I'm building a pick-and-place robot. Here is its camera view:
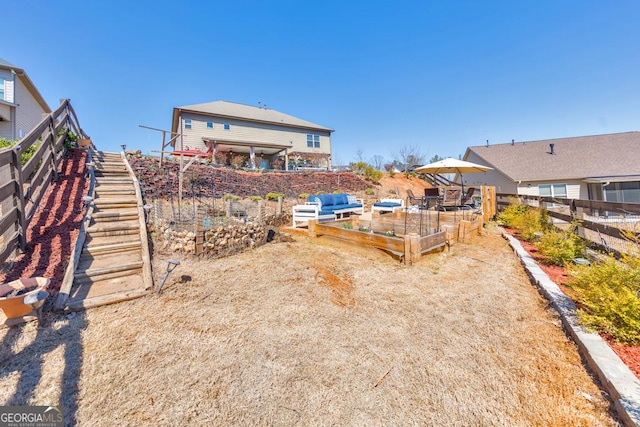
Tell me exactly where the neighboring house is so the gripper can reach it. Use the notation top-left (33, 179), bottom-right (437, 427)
top-left (170, 101), bottom-right (333, 170)
top-left (0, 58), bottom-right (51, 141)
top-left (461, 132), bottom-right (640, 203)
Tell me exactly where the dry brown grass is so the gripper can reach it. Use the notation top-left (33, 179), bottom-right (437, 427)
top-left (0, 226), bottom-right (620, 426)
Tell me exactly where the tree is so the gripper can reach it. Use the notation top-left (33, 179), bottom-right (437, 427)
top-left (370, 155), bottom-right (385, 171)
top-left (394, 145), bottom-right (426, 174)
top-left (429, 154), bottom-right (444, 163)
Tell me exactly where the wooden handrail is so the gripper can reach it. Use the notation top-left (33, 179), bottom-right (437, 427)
top-left (0, 99), bottom-right (87, 264)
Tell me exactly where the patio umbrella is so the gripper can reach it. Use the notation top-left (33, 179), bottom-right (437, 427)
top-left (414, 158), bottom-right (493, 201)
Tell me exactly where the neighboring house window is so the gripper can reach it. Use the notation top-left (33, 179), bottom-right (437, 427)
top-left (307, 134), bottom-right (320, 148)
top-left (207, 121), bottom-right (213, 128)
top-left (539, 183), bottom-right (567, 198)
top-left (604, 181), bottom-right (640, 203)
top-left (0, 78), bottom-right (4, 101)
top-left (184, 119), bottom-right (192, 129)
top-left (223, 123), bottom-right (231, 130)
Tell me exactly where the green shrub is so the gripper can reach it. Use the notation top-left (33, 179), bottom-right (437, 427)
top-left (249, 196), bottom-right (263, 202)
top-left (497, 200), bottom-right (548, 242)
top-left (342, 222), bottom-right (353, 230)
top-left (298, 193), bottom-right (309, 201)
top-left (567, 255), bottom-right (640, 345)
top-left (266, 192), bottom-right (284, 201)
top-left (364, 188), bottom-right (375, 196)
top-left (388, 169), bottom-right (396, 177)
top-left (537, 227), bottom-right (585, 266)
top-left (223, 194), bottom-right (240, 201)
top-left (0, 138), bottom-right (40, 166)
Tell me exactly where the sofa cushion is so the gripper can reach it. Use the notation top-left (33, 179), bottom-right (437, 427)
top-left (317, 194), bottom-right (335, 207)
top-left (374, 201), bottom-right (402, 208)
top-left (335, 193), bottom-right (349, 205)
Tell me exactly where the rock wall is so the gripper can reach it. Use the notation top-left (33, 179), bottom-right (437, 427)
top-left (156, 220), bottom-right (271, 259)
top-left (128, 156), bottom-right (371, 200)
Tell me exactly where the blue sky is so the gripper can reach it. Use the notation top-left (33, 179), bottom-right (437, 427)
top-left (4, 1), bottom-right (640, 166)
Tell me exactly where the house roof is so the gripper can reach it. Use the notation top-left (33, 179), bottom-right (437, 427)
top-left (174, 100), bottom-right (333, 132)
top-left (0, 57), bottom-right (51, 112)
top-left (465, 132), bottom-right (640, 182)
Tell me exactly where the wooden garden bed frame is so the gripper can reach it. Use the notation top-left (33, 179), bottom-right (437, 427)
top-left (307, 218), bottom-right (448, 265)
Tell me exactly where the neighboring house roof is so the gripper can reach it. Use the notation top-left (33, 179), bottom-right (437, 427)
top-left (174, 100), bottom-right (333, 133)
top-left (465, 132), bottom-right (640, 182)
top-left (0, 57), bottom-right (51, 112)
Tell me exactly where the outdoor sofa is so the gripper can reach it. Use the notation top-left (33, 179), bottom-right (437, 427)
top-left (292, 193), bottom-right (364, 227)
top-left (371, 198), bottom-right (405, 214)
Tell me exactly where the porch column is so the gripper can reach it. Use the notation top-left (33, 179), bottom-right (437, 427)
top-left (249, 146), bottom-right (256, 169)
top-left (284, 148), bottom-right (289, 171)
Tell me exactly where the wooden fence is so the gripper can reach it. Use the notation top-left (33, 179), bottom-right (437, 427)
top-left (496, 193), bottom-right (640, 253)
top-left (0, 99), bottom-right (88, 264)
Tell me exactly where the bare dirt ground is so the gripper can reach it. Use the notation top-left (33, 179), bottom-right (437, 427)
top-left (0, 226), bottom-right (621, 426)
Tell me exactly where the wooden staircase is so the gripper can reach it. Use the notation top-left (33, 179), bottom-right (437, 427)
top-left (56, 151), bottom-right (153, 311)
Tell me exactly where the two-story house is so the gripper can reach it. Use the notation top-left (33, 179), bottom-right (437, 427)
top-left (0, 58), bottom-right (51, 141)
top-left (170, 101), bottom-right (333, 170)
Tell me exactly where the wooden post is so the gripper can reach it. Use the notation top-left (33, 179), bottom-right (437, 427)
top-left (195, 206), bottom-right (203, 255)
top-left (277, 196), bottom-right (283, 216)
top-left (10, 148), bottom-right (26, 251)
top-left (308, 219), bottom-right (317, 238)
top-left (257, 199), bottom-right (264, 224)
top-left (227, 198), bottom-right (233, 218)
top-left (410, 233), bottom-right (420, 264)
top-left (404, 234), bottom-right (411, 265)
top-left (46, 118), bottom-right (59, 181)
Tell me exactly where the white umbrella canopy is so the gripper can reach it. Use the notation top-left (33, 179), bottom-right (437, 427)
top-left (414, 158), bottom-right (493, 203)
top-left (413, 158), bottom-right (493, 175)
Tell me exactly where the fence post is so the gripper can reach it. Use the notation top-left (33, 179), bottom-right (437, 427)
top-left (277, 196), bottom-right (283, 216)
top-left (570, 199), bottom-right (586, 238)
top-left (44, 114), bottom-right (59, 181)
top-left (257, 199), bottom-right (264, 224)
top-left (10, 148), bottom-right (27, 251)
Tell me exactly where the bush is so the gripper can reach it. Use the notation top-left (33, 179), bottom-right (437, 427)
top-left (298, 193), bottom-right (309, 201)
top-left (249, 196), bottom-right (263, 202)
top-left (0, 138), bottom-right (40, 166)
top-left (388, 169), bottom-right (396, 177)
top-left (266, 192), bottom-right (284, 201)
top-left (537, 227), bottom-right (585, 266)
top-left (364, 188), bottom-right (375, 196)
top-left (497, 200), bottom-right (548, 242)
top-left (567, 255), bottom-right (640, 345)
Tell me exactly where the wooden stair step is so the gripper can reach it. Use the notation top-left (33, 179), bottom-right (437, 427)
top-left (95, 189), bottom-right (136, 197)
top-left (92, 209), bottom-right (139, 220)
top-left (75, 261), bottom-right (143, 280)
top-left (86, 220), bottom-right (140, 233)
top-left (85, 233), bottom-right (141, 248)
top-left (94, 197), bottom-right (138, 205)
top-left (81, 241), bottom-right (142, 257)
top-left (68, 275), bottom-right (148, 311)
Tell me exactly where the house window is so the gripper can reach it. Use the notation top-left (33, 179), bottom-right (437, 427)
top-left (207, 121), bottom-right (213, 129)
top-left (0, 78), bottom-right (4, 101)
top-left (184, 119), bottom-right (192, 129)
top-left (538, 183), bottom-right (567, 199)
top-left (604, 181), bottom-right (640, 203)
top-left (307, 134), bottom-right (320, 148)
top-left (223, 123), bottom-right (231, 130)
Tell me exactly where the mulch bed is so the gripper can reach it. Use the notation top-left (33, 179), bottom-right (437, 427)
top-left (0, 149), bottom-right (88, 302)
top-left (503, 227), bottom-right (640, 380)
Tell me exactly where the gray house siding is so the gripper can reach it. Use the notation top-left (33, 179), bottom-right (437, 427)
top-left (14, 77), bottom-right (47, 140)
top-left (463, 151), bottom-right (518, 193)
